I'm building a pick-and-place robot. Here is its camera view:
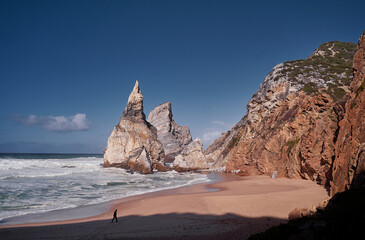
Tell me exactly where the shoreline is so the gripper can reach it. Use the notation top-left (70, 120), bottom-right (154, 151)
top-left (0, 172), bottom-right (229, 227)
top-left (0, 175), bottom-right (329, 240)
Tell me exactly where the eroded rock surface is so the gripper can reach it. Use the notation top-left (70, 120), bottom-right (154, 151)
top-left (148, 101), bottom-right (207, 171)
top-left (173, 139), bottom-right (208, 171)
top-left (331, 32), bottom-right (365, 195)
top-left (104, 81), bottom-right (165, 173)
top-left (205, 41), bottom-right (357, 189)
top-left (148, 102), bottom-right (192, 162)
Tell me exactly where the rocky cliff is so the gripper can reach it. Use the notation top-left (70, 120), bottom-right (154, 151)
top-left (248, 32), bottom-right (365, 238)
top-left (216, 31), bottom-right (365, 240)
top-left (148, 102), bottom-right (207, 171)
top-left (331, 32), bottom-right (365, 195)
top-left (205, 41), bottom-right (357, 189)
top-left (104, 81), bottom-right (165, 174)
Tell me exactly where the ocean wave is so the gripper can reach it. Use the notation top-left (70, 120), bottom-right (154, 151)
top-left (106, 181), bottom-right (129, 186)
top-left (0, 158), bottom-right (103, 172)
top-left (0, 156), bottom-right (211, 223)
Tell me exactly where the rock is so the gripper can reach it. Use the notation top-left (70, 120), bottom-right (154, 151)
top-left (288, 206), bottom-right (317, 221)
top-left (127, 147), bottom-right (152, 174)
top-left (205, 41), bottom-right (357, 189)
top-left (104, 81), bottom-right (165, 173)
top-left (331, 31), bottom-right (365, 195)
top-left (122, 80), bottom-right (146, 120)
top-left (316, 199), bottom-right (329, 211)
top-left (288, 208), bottom-right (312, 220)
top-left (204, 33), bottom-right (365, 197)
top-left (214, 32), bottom-right (365, 240)
top-left (153, 162), bottom-right (167, 172)
top-left (147, 102), bottom-right (192, 162)
top-left (173, 139), bottom-right (208, 171)
top-left (308, 205), bottom-right (317, 214)
top-left (148, 102), bottom-right (208, 171)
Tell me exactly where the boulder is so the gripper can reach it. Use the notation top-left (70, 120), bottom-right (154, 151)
top-left (173, 139), bottom-right (208, 171)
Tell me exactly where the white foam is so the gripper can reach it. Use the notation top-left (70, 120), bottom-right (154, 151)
top-left (0, 156), bottom-right (212, 222)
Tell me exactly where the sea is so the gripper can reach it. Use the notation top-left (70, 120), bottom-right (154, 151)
top-left (0, 153), bottom-right (212, 224)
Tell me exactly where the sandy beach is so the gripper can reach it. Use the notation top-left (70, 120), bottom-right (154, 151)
top-left (0, 175), bottom-right (329, 240)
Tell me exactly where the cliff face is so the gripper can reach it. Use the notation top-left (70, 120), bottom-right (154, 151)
top-left (104, 81), bottom-right (165, 174)
top-left (147, 102), bottom-right (192, 162)
top-left (148, 102), bottom-right (207, 171)
top-left (331, 32), bottom-right (365, 195)
top-left (205, 41), bottom-right (357, 188)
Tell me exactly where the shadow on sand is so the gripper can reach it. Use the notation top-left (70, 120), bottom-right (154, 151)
top-left (0, 212), bottom-right (286, 240)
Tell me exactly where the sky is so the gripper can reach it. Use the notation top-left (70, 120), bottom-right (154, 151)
top-left (0, 0), bottom-right (364, 153)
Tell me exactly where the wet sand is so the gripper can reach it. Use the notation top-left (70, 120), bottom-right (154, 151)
top-left (0, 175), bottom-right (329, 240)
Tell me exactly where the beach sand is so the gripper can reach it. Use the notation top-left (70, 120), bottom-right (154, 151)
top-left (0, 175), bottom-right (329, 240)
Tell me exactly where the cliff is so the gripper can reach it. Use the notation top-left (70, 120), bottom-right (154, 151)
top-left (248, 32), bottom-right (365, 238)
top-left (205, 41), bottom-right (357, 189)
top-left (331, 32), bottom-right (365, 195)
top-left (104, 81), bottom-right (165, 174)
top-left (233, 32), bottom-right (365, 240)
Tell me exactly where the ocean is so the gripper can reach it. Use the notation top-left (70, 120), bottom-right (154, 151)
top-left (0, 153), bottom-right (211, 223)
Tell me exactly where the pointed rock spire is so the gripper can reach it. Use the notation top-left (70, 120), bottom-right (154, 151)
top-left (122, 80), bottom-right (145, 120)
top-left (104, 81), bottom-right (165, 173)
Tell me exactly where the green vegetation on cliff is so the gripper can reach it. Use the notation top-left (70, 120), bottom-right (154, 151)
top-left (273, 41), bottom-right (356, 102)
top-left (286, 139), bottom-right (299, 153)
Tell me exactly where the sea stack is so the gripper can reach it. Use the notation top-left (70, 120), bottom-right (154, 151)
top-left (148, 102), bottom-right (207, 171)
top-left (147, 102), bottom-right (192, 162)
top-left (104, 81), bottom-right (165, 174)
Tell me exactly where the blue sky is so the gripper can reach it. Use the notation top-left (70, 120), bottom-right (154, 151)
top-left (0, 0), bottom-right (364, 153)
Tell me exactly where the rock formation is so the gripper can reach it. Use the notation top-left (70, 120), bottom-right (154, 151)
top-left (173, 139), bottom-right (207, 171)
top-left (147, 102), bottom-right (192, 162)
top-left (148, 102), bottom-right (207, 171)
top-left (331, 31), bottom-right (365, 195)
top-left (217, 32), bottom-right (365, 239)
top-left (205, 41), bottom-right (357, 189)
top-left (104, 81), bottom-right (165, 174)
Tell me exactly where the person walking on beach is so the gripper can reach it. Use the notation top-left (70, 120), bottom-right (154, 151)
top-left (111, 209), bottom-right (118, 223)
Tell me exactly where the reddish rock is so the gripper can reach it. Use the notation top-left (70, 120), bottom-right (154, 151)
top-left (205, 82), bottom-right (341, 188)
top-left (205, 40), bottom-right (357, 191)
top-left (288, 207), bottom-right (317, 220)
top-left (331, 31), bottom-right (365, 195)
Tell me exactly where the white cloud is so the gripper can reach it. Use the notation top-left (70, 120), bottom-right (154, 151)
top-left (211, 120), bottom-right (233, 128)
top-left (12, 113), bottom-right (91, 132)
top-left (202, 131), bottom-right (222, 145)
top-left (211, 120), bottom-right (226, 126)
